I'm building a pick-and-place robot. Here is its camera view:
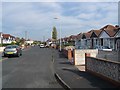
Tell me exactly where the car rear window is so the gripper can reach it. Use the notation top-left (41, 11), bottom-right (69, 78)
top-left (12, 46), bottom-right (18, 48)
top-left (6, 46), bottom-right (12, 49)
top-left (6, 45), bottom-right (18, 48)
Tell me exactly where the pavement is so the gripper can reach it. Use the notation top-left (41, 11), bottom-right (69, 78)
top-left (53, 49), bottom-right (119, 89)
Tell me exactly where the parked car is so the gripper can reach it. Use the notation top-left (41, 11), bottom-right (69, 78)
top-left (39, 44), bottom-right (45, 48)
top-left (100, 46), bottom-right (112, 51)
top-left (3, 45), bottom-right (22, 57)
top-left (94, 46), bottom-right (112, 51)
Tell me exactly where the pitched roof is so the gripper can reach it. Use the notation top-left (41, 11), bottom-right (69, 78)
top-left (100, 25), bottom-right (119, 37)
top-left (100, 25), bottom-right (119, 30)
top-left (76, 33), bottom-right (83, 39)
top-left (69, 35), bottom-right (77, 40)
top-left (90, 30), bottom-right (102, 38)
top-left (2, 34), bottom-right (11, 38)
top-left (82, 32), bottom-right (91, 39)
top-left (63, 37), bottom-right (69, 41)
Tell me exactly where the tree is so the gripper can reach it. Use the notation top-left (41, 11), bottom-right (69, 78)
top-left (52, 26), bottom-right (57, 40)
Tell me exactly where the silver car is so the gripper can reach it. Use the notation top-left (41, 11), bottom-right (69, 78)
top-left (3, 45), bottom-right (22, 57)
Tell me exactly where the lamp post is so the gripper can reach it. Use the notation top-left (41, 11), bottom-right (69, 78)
top-left (54, 17), bottom-right (61, 51)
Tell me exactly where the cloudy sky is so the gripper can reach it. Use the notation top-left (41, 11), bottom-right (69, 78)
top-left (1, 0), bottom-right (119, 41)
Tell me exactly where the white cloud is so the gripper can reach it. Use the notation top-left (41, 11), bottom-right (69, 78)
top-left (2, 2), bottom-right (118, 40)
top-left (1, 0), bottom-right (120, 2)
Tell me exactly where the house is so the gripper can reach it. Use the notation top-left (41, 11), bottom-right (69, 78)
top-left (90, 30), bottom-right (102, 48)
top-left (25, 39), bottom-right (34, 45)
top-left (75, 33), bottom-right (83, 49)
top-left (62, 37), bottom-right (69, 45)
top-left (68, 35), bottom-right (77, 46)
top-left (2, 34), bottom-right (15, 44)
top-left (81, 32), bottom-right (92, 48)
top-left (0, 32), bottom-right (3, 44)
top-left (99, 25), bottom-right (119, 50)
top-left (75, 25), bottom-right (120, 51)
top-left (115, 29), bottom-right (120, 51)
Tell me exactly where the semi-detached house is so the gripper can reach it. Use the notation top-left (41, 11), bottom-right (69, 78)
top-left (75, 25), bottom-right (120, 51)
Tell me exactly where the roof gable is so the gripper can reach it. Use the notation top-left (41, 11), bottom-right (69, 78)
top-left (76, 33), bottom-right (83, 40)
top-left (82, 33), bottom-right (91, 39)
top-left (91, 32), bottom-right (98, 38)
top-left (115, 30), bottom-right (120, 37)
top-left (99, 30), bottom-right (110, 38)
top-left (100, 25), bottom-right (119, 37)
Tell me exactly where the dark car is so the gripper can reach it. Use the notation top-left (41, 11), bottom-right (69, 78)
top-left (3, 45), bottom-right (22, 57)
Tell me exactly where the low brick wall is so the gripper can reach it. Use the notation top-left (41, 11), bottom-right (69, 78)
top-left (63, 49), bottom-right (68, 58)
top-left (73, 49), bottom-right (98, 65)
top-left (62, 49), bottom-right (73, 60)
top-left (85, 54), bottom-right (120, 86)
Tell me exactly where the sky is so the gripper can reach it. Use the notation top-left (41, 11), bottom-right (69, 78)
top-left (1, 0), bottom-right (119, 41)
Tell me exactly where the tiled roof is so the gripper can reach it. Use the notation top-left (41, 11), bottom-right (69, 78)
top-left (2, 34), bottom-right (15, 39)
top-left (2, 34), bottom-right (11, 38)
top-left (82, 32), bottom-right (91, 39)
top-left (90, 30), bottom-right (102, 37)
top-left (76, 33), bottom-right (83, 39)
top-left (100, 25), bottom-right (119, 37)
top-left (100, 25), bottom-right (118, 30)
top-left (64, 37), bottom-right (69, 41)
top-left (69, 35), bottom-right (77, 40)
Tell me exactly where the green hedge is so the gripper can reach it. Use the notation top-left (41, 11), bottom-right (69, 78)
top-left (0, 43), bottom-right (18, 47)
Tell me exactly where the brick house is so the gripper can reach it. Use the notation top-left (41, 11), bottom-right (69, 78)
top-left (2, 34), bottom-right (15, 44)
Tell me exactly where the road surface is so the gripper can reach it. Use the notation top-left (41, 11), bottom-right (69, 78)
top-left (2, 46), bottom-right (62, 88)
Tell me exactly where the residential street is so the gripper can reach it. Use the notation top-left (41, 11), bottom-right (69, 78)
top-left (2, 46), bottom-right (62, 88)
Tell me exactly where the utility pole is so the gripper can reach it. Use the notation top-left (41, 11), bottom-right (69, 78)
top-left (43, 36), bottom-right (45, 42)
top-left (24, 31), bottom-right (27, 47)
top-left (54, 17), bottom-right (62, 51)
top-left (25, 31), bottom-right (27, 40)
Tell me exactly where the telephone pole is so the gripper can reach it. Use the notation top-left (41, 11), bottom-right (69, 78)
top-left (25, 31), bottom-right (27, 40)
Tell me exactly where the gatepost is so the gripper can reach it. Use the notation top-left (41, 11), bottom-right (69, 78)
top-left (85, 53), bottom-right (90, 71)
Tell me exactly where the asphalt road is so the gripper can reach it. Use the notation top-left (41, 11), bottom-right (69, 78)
top-left (2, 46), bottom-right (62, 88)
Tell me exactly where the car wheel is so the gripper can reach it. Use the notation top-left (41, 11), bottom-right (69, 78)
top-left (17, 53), bottom-right (20, 57)
top-left (4, 54), bottom-right (7, 57)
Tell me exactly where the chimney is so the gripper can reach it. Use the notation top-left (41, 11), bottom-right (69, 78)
top-left (115, 25), bottom-right (119, 28)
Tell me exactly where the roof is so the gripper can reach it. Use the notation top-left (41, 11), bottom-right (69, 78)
top-left (90, 30), bottom-right (102, 38)
top-left (76, 33), bottom-right (83, 39)
top-left (2, 34), bottom-right (15, 39)
top-left (69, 35), bottom-right (77, 40)
top-left (82, 32), bottom-right (91, 39)
top-left (2, 34), bottom-right (11, 38)
top-left (100, 25), bottom-right (119, 37)
top-left (64, 37), bottom-right (69, 41)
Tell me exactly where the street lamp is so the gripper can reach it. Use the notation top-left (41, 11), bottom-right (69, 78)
top-left (54, 17), bottom-right (61, 51)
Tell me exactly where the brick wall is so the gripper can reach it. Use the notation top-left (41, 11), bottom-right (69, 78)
top-left (62, 49), bottom-right (73, 60)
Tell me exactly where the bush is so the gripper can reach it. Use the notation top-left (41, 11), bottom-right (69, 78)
top-left (0, 44), bottom-right (11, 47)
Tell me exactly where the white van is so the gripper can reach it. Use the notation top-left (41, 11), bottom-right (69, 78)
top-left (40, 44), bottom-right (45, 48)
